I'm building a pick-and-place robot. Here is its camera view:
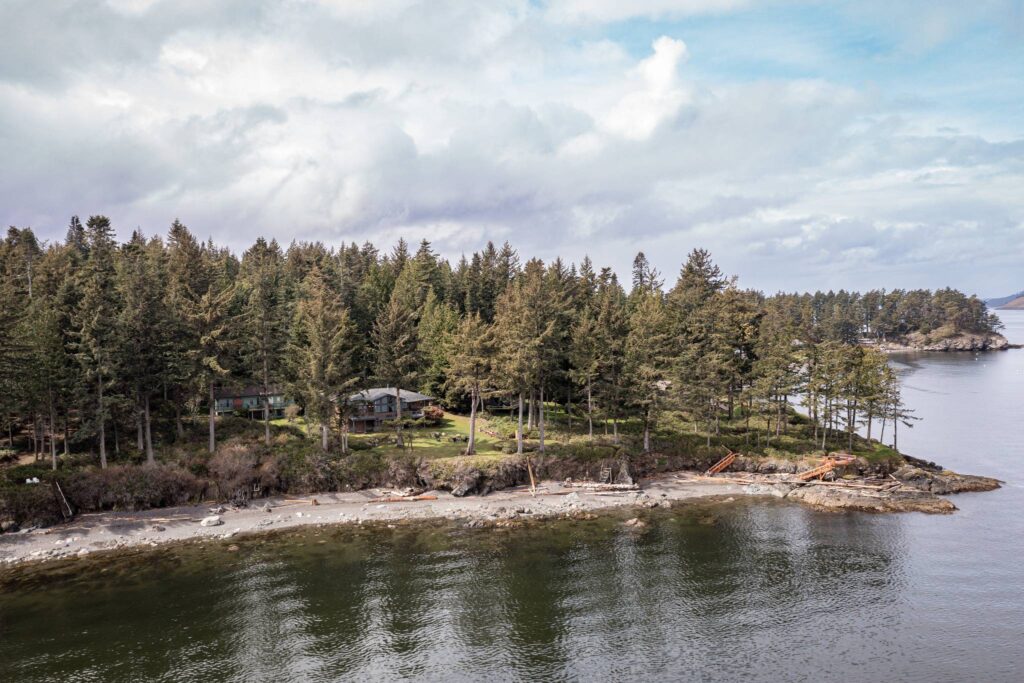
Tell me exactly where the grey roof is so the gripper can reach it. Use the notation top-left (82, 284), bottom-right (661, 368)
top-left (347, 387), bottom-right (433, 403)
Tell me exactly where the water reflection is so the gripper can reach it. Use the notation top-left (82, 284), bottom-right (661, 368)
top-left (1, 506), bottom-right (915, 683)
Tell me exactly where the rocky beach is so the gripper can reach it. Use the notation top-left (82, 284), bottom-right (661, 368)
top-left (0, 462), bottom-right (999, 571)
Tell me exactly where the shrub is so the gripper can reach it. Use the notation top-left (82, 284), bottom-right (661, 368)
top-left (209, 444), bottom-right (261, 504)
top-left (61, 465), bottom-right (205, 513)
top-left (0, 482), bottom-right (63, 528)
top-left (422, 405), bottom-right (444, 425)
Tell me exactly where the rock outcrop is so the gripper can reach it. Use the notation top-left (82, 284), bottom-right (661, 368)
top-left (876, 332), bottom-right (1010, 352)
top-left (892, 466), bottom-right (1001, 494)
top-left (787, 485), bottom-right (957, 514)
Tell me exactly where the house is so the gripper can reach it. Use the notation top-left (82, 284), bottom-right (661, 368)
top-left (344, 387), bottom-right (433, 433)
top-left (214, 386), bottom-right (294, 419)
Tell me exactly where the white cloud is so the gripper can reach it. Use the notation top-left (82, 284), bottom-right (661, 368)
top-left (603, 36), bottom-right (690, 140)
top-left (0, 0), bottom-right (1022, 296)
top-left (546, 0), bottom-right (753, 24)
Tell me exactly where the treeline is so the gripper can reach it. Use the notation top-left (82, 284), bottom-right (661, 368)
top-left (1, 218), bottom-right (989, 466)
top-left (769, 289), bottom-right (1001, 344)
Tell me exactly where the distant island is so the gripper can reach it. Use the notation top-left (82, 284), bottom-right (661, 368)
top-left (987, 290), bottom-right (1024, 310)
top-left (998, 295), bottom-right (1024, 310)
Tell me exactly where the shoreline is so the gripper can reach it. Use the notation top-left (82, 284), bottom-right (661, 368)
top-left (0, 469), bottom-right (997, 571)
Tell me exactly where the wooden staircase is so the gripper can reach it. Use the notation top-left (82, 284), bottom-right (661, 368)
top-left (705, 452), bottom-right (737, 476)
top-left (796, 455), bottom-right (856, 481)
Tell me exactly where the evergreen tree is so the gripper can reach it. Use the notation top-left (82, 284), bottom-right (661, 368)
top-left (115, 231), bottom-right (169, 464)
top-left (290, 266), bottom-right (357, 452)
top-left (372, 291), bottom-right (419, 447)
top-left (448, 313), bottom-right (494, 455)
top-left (73, 216), bottom-right (119, 467)
top-left (240, 238), bottom-right (288, 445)
top-left (624, 290), bottom-right (671, 452)
top-left (184, 280), bottom-right (236, 454)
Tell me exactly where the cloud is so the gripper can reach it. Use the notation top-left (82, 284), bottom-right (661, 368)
top-left (603, 36), bottom-right (690, 140)
top-left (0, 0), bottom-right (1022, 296)
top-left (545, 0), bottom-right (754, 24)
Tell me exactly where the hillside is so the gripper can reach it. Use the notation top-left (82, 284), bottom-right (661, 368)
top-left (998, 295), bottom-right (1024, 310)
top-left (987, 291), bottom-right (1024, 308)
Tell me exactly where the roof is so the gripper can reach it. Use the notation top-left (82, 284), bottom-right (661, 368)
top-left (214, 385), bottom-right (286, 400)
top-left (347, 387), bottom-right (433, 403)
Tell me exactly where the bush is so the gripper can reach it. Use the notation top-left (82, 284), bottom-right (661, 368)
top-left (0, 482), bottom-right (63, 528)
top-left (61, 465), bottom-right (205, 514)
top-left (422, 405), bottom-right (444, 425)
top-left (209, 443), bottom-right (261, 504)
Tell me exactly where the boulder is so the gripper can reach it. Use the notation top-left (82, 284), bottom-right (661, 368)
top-left (614, 462), bottom-right (634, 486)
top-left (200, 515), bottom-right (223, 527)
top-left (451, 469), bottom-right (483, 497)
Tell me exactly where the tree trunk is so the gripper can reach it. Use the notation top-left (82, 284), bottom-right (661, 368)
top-left (527, 390), bottom-right (534, 430)
top-left (321, 422), bottom-right (329, 451)
top-left (516, 392), bottom-right (524, 455)
top-left (263, 356), bottom-right (271, 446)
top-left (566, 386), bottom-right (572, 436)
top-left (395, 387), bottom-right (404, 447)
top-left (63, 416), bottom-right (69, 456)
top-left (848, 400), bottom-right (857, 452)
top-left (175, 401), bottom-right (185, 439)
top-left (612, 415), bottom-right (619, 444)
top-left (98, 375), bottom-right (107, 469)
top-left (48, 388), bottom-right (57, 471)
top-left (587, 380), bottom-right (593, 439)
top-left (538, 386), bottom-right (545, 454)
top-left (643, 417), bottom-right (650, 453)
top-left (783, 395), bottom-right (789, 435)
top-left (144, 393), bottom-right (155, 465)
top-left (466, 384), bottom-right (477, 455)
top-left (208, 381), bottom-right (216, 454)
top-left (136, 391), bottom-right (144, 452)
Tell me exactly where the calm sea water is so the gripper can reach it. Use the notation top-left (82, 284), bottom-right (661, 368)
top-left (1, 313), bottom-right (1022, 683)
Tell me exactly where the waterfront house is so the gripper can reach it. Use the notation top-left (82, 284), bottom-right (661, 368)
top-left (345, 387), bottom-right (433, 433)
top-left (214, 386), bottom-right (294, 419)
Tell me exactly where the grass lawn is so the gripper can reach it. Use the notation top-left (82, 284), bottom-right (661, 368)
top-left (345, 412), bottom-right (506, 460)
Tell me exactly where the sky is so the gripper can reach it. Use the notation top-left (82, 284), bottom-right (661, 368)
top-left (2, 0), bottom-right (1023, 296)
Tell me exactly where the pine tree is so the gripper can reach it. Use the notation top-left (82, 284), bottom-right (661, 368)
top-left (372, 292), bottom-right (419, 447)
top-left (115, 231), bottom-right (169, 464)
top-left (569, 306), bottom-right (601, 439)
top-left (73, 216), bottom-right (119, 467)
top-left (448, 313), bottom-right (494, 454)
top-left (290, 266), bottom-right (357, 452)
top-left (417, 289), bottom-right (459, 403)
top-left (184, 281), bottom-right (236, 454)
top-left (240, 238), bottom-right (288, 445)
top-left (624, 290), bottom-right (671, 452)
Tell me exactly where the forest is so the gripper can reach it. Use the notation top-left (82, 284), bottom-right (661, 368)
top-left (0, 217), bottom-right (1002, 515)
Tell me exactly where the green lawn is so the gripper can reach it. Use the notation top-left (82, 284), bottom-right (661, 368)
top-left (348, 412), bottom-right (505, 459)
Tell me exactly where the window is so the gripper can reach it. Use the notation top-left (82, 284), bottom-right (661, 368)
top-left (216, 399), bottom-right (233, 410)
